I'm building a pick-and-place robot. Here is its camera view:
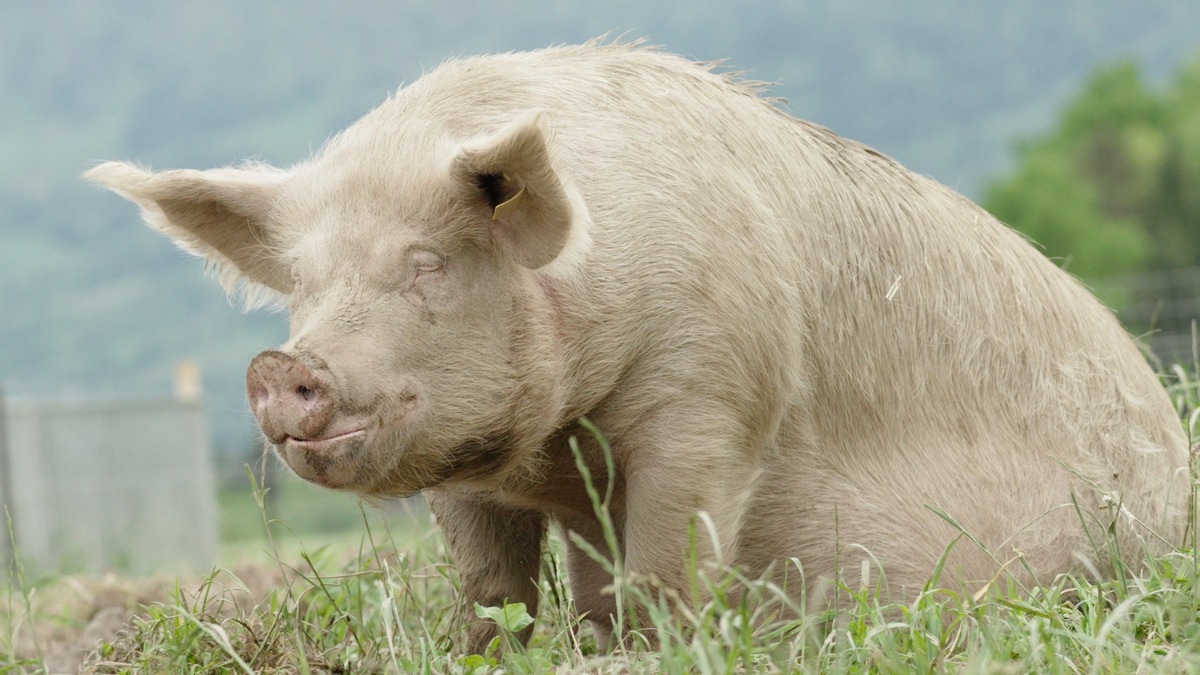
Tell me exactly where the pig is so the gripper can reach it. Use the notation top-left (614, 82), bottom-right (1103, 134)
top-left (86, 42), bottom-right (1191, 652)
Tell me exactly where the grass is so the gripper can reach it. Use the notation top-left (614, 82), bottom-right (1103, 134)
top-left (4, 375), bottom-right (1200, 672)
top-left (14, 510), bottom-right (1199, 673)
top-left (215, 469), bottom-right (426, 563)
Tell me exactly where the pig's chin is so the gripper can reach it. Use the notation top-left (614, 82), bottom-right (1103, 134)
top-left (276, 429), bottom-right (370, 490)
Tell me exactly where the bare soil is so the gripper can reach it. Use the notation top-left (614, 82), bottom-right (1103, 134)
top-left (7, 563), bottom-right (287, 674)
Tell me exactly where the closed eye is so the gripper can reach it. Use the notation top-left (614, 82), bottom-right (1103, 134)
top-left (415, 258), bottom-right (445, 276)
top-left (410, 247), bottom-right (447, 281)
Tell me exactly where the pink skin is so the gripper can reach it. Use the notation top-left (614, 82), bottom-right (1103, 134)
top-left (246, 350), bottom-right (374, 489)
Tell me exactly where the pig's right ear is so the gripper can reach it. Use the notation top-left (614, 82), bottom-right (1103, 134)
top-left (84, 162), bottom-right (292, 296)
top-left (451, 111), bottom-right (586, 269)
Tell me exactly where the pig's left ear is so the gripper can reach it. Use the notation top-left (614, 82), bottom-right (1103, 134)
top-left (451, 111), bottom-right (581, 269)
top-left (84, 162), bottom-right (292, 297)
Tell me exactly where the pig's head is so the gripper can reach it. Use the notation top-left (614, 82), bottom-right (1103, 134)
top-left (86, 111), bottom-right (587, 496)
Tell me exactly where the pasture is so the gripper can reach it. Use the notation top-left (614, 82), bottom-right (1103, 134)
top-left (4, 367), bottom-right (1200, 673)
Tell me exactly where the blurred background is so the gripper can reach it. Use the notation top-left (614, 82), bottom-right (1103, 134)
top-left (3, 0), bottom-right (1200, 572)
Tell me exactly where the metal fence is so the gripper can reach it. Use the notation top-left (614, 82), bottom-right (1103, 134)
top-left (0, 394), bottom-right (217, 575)
top-left (1097, 266), bottom-right (1200, 365)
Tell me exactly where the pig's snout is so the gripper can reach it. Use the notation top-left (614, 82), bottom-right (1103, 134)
top-left (247, 350), bottom-right (335, 443)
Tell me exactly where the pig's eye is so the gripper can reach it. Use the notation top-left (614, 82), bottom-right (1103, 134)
top-left (411, 248), bottom-right (446, 276)
top-left (415, 259), bottom-right (444, 274)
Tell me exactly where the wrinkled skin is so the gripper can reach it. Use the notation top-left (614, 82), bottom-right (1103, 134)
top-left (87, 43), bottom-right (1191, 654)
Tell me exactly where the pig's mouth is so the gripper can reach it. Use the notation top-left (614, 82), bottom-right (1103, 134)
top-left (277, 425), bottom-right (371, 490)
top-left (286, 427), bottom-right (367, 450)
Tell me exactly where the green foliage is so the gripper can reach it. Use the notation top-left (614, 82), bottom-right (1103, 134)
top-left (985, 142), bottom-right (1149, 278)
top-left (473, 602), bottom-right (535, 635)
top-left (985, 56), bottom-right (1200, 280)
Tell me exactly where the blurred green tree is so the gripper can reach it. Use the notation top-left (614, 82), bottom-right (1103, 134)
top-left (985, 57), bottom-right (1200, 281)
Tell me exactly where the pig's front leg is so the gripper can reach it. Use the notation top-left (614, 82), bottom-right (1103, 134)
top-left (617, 427), bottom-right (761, 637)
top-left (425, 491), bottom-right (547, 655)
top-left (565, 415), bottom-right (762, 644)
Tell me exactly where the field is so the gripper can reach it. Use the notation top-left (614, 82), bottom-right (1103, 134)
top-left (5, 373), bottom-right (1200, 673)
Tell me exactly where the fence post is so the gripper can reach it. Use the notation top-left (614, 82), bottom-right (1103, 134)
top-left (0, 383), bottom-right (14, 565)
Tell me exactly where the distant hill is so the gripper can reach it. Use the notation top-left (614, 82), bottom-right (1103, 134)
top-left (3, 0), bottom-right (1200, 451)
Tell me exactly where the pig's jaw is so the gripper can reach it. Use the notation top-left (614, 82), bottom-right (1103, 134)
top-left (277, 428), bottom-right (370, 489)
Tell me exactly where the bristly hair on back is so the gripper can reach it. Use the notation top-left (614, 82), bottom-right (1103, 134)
top-left (582, 35), bottom-right (786, 109)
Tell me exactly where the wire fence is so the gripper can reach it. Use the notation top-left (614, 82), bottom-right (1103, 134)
top-left (1097, 266), bottom-right (1200, 366)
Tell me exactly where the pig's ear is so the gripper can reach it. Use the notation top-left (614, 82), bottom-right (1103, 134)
top-left (84, 162), bottom-right (293, 296)
top-left (451, 111), bottom-right (581, 269)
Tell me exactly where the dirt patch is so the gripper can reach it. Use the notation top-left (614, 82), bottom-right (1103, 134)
top-left (6, 563), bottom-right (289, 674)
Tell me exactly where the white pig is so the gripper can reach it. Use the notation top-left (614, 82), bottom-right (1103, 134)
top-left (86, 42), bottom-right (1191, 652)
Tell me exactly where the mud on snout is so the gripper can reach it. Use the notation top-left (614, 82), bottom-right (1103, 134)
top-left (245, 349), bottom-right (379, 490)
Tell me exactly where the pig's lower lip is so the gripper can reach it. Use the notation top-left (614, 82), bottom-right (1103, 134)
top-left (280, 429), bottom-right (368, 489)
top-left (286, 428), bottom-right (367, 450)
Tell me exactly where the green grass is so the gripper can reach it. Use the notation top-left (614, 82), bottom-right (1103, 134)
top-left (5, 375), bottom-right (1200, 672)
top-left (215, 470), bottom-right (428, 563)
top-left (18, 509), bottom-right (1199, 673)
